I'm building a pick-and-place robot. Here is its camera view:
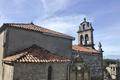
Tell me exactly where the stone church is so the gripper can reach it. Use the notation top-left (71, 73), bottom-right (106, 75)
top-left (0, 18), bottom-right (103, 80)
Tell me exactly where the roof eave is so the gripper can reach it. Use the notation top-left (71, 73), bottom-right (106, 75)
top-left (72, 49), bottom-right (100, 55)
top-left (0, 23), bottom-right (75, 40)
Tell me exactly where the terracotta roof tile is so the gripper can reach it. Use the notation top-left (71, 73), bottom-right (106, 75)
top-left (72, 45), bottom-right (100, 54)
top-left (2, 23), bottom-right (74, 40)
top-left (3, 45), bottom-right (70, 63)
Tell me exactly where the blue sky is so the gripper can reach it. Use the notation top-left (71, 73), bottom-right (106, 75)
top-left (0, 0), bottom-right (120, 59)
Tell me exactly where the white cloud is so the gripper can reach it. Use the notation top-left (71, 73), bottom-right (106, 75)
top-left (40, 0), bottom-right (70, 17)
top-left (35, 14), bottom-right (86, 44)
top-left (35, 14), bottom-right (86, 34)
top-left (94, 21), bottom-right (120, 58)
top-left (0, 12), bottom-right (13, 26)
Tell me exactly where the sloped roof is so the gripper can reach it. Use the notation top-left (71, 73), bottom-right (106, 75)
top-left (1, 23), bottom-right (74, 40)
top-left (72, 45), bottom-right (100, 54)
top-left (3, 45), bottom-right (70, 63)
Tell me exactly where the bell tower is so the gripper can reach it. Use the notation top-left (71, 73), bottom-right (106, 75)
top-left (77, 18), bottom-right (94, 48)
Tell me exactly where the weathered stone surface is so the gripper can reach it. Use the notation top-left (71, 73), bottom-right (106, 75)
top-left (13, 63), bottom-right (68, 80)
top-left (6, 28), bottom-right (72, 58)
top-left (73, 52), bottom-right (103, 80)
top-left (0, 30), bottom-right (7, 80)
top-left (3, 64), bottom-right (14, 80)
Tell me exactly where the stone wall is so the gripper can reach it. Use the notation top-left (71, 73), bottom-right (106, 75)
top-left (74, 52), bottom-right (103, 80)
top-left (13, 63), bottom-right (68, 80)
top-left (0, 30), bottom-right (6, 80)
top-left (5, 27), bottom-right (72, 58)
top-left (3, 64), bottom-right (14, 80)
top-left (69, 62), bottom-right (91, 80)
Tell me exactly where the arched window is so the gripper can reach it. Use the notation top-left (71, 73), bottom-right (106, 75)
top-left (83, 24), bottom-right (85, 30)
top-left (80, 35), bottom-right (84, 45)
top-left (48, 66), bottom-right (52, 80)
top-left (75, 67), bottom-right (78, 80)
top-left (85, 34), bottom-right (89, 45)
top-left (87, 22), bottom-right (89, 27)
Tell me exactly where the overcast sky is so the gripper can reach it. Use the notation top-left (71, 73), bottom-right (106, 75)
top-left (0, 0), bottom-right (120, 59)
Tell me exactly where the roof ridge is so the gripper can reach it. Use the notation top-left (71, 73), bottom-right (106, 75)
top-left (4, 23), bottom-right (32, 25)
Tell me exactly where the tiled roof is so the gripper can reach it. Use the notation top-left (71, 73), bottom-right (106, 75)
top-left (72, 45), bottom-right (100, 54)
top-left (3, 45), bottom-right (70, 63)
top-left (1, 23), bottom-right (74, 40)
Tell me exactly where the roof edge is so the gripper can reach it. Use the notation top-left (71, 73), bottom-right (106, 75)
top-left (3, 45), bottom-right (71, 63)
top-left (0, 23), bottom-right (75, 40)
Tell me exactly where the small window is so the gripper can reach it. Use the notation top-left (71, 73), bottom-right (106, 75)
top-left (3, 30), bottom-right (7, 47)
top-left (113, 67), bottom-right (115, 71)
top-left (87, 22), bottom-right (89, 27)
top-left (85, 34), bottom-right (89, 45)
top-left (83, 24), bottom-right (85, 30)
top-left (48, 66), bottom-right (52, 80)
top-left (80, 35), bottom-right (84, 45)
top-left (111, 67), bottom-right (112, 70)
